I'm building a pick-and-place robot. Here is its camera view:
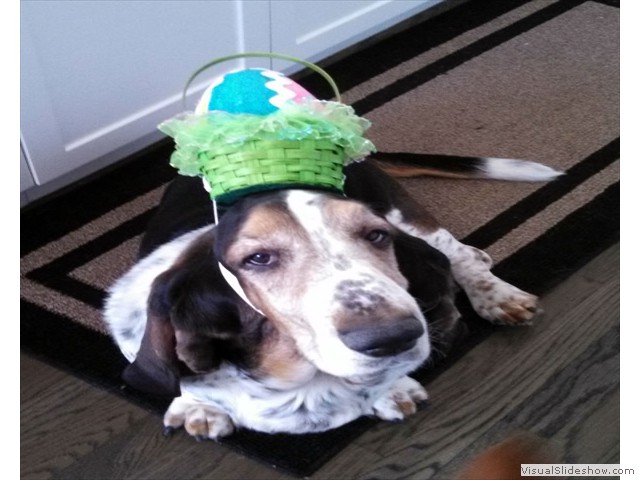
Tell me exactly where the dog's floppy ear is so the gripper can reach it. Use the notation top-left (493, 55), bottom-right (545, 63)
top-left (123, 229), bottom-right (245, 397)
top-left (122, 269), bottom-right (182, 397)
top-left (393, 231), bottom-right (452, 309)
top-left (393, 231), bottom-right (464, 354)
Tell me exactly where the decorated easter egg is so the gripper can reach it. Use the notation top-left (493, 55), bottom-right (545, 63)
top-left (195, 68), bottom-right (315, 115)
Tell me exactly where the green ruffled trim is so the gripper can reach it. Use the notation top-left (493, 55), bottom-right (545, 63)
top-left (158, 100), bottom-right (376, 177)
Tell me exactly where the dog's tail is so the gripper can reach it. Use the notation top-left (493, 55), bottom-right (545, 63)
top-left (372, 152), bottom-right (564, 182)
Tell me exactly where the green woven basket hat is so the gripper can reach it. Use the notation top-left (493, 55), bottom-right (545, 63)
top-left (158, 52), bottom-right (376, 205)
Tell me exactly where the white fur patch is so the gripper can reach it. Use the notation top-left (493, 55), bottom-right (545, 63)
top-left (480, 158), bottom-right (563, 181)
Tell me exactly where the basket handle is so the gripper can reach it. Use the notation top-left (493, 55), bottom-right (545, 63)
top-left (181, 52), bottom-right (341, 110)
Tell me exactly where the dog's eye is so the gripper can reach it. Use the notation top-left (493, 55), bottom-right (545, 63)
top-left (364, 229), bottom-right (390, 246)
top-left (243, 252), bottom-right (276, 267)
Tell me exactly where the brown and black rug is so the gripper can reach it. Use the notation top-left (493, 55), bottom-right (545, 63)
top-left (21, 0), bottom-right (619, 476)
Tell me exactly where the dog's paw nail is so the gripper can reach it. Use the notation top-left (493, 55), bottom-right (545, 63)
top-left (162, 426), bottom-right (176, 437)
top-left (194, 434), bottom-right (208, 442)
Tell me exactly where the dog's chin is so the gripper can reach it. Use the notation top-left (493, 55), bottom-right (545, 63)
top-left (307, 335), bottom-right (431, 380)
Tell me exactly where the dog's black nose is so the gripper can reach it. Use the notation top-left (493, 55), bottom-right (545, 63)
top-left (338, 317), bottom-right (425, 357)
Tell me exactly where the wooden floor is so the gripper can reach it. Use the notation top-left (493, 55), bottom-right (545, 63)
top-left (21, 244), bottom-right (620, 480)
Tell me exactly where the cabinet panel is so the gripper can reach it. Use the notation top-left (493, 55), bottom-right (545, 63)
top-left (20, 0), bottom-right (270, 185)
top-left (270, 0), bottom-right (440, 74)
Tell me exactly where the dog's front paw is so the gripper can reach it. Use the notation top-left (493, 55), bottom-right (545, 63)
top-left (468, 277), bottom-right (540, 325)
top-left (373, 376), bottom-right (428, 422)
top-left (163, 396), bottom-right (235, 440)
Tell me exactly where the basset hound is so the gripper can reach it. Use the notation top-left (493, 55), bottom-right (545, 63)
top-left (104, 154), bottom-right (560, 439)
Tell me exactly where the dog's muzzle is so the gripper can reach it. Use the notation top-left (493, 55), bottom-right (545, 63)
top-left (338, 317), bottom-right (425, 357)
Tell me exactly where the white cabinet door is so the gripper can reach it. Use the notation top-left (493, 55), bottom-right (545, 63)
top-left (270, 0), bottom-right (439, 73)
top-left (20, 0), bottom-right (270, 186)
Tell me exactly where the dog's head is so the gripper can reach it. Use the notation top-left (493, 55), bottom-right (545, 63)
top-left (215, 190), bottom-right (431, 377)
top-left (125, 189), bottom-right (438, 396)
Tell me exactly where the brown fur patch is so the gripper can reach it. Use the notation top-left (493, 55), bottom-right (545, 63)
top-left (475, 280), bottom-right (495, 292)
top-left (233, 204), bottom-right (302, 244)
top-left (256, 329), bottom-right (314, 383)
top-left (322, 198), bottom-right (376, 233)
top-left (378, 163), bottom-right (478, 179)
top-left (392, 393), bottom-right (418, 416)
top-left (321, 198), bottom-right (408, 286)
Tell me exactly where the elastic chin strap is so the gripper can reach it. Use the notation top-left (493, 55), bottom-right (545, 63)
top-left (218, 262), bottom-right (265, 316)
top-left (211, 194), bottom-right (264, 316)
